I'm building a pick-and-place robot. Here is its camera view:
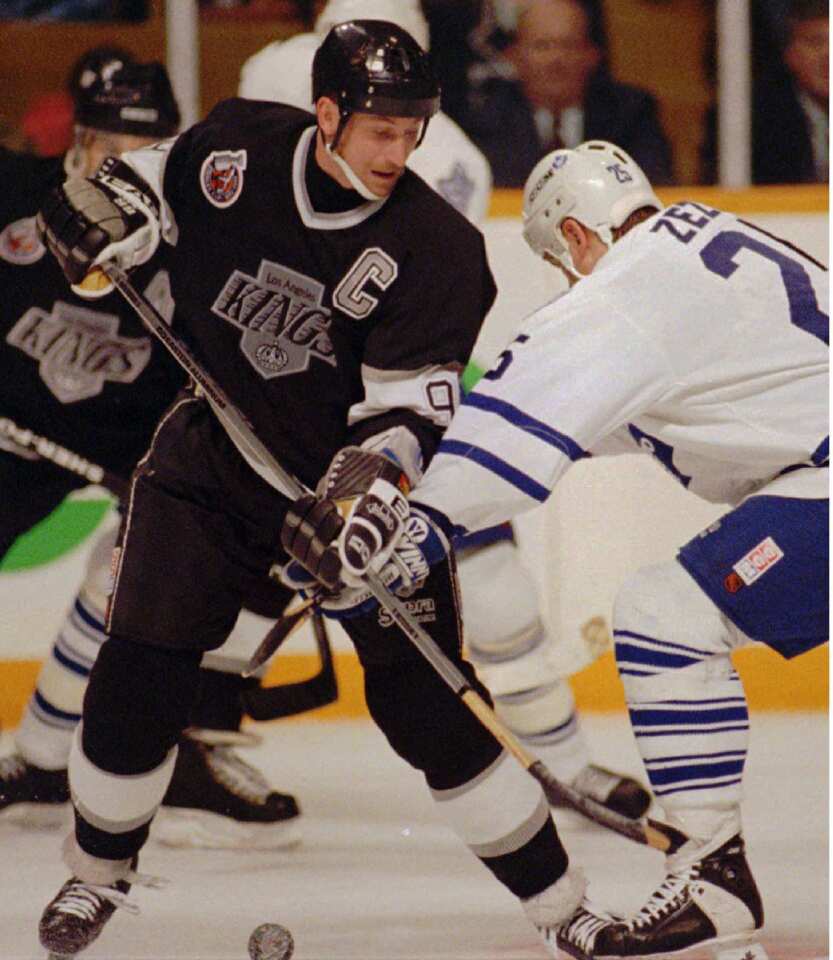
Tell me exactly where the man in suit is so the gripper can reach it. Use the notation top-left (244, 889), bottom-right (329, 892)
top-left (454, 0), bottom-right (673, 187)
top-left (753, 0), bottom-right (828, 184)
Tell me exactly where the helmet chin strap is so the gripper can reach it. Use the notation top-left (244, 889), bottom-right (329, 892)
top-left (325, 138), bottom-right (384, 202)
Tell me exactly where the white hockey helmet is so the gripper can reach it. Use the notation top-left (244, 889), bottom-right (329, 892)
top-left (315, 0), bottom-right (430, 50)
top-left (522, 140), bottom-right (661, 276)
top-left (238, 33), bottom-right (321, 105)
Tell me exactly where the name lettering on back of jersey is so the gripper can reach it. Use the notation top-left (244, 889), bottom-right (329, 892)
top-left (334, 247), bottom-right (398, 320)
top-left (732, 536), bottom-right (784, 587)
top-left (201, 149), bottom-right (247, 208)
top-left (212, 260), bottom-right (336, 379)
top-left (6, 302), bottom-right (151, 404)
top-left (0, 217), bottom-right (45, 265)
top-left (437, 162), bottom-right (475, 217)
top-left (650, 201), bottom-right (721, 244)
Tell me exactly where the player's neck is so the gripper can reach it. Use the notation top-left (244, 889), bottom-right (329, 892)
top-left (307, 132), bottom-right (365, 213)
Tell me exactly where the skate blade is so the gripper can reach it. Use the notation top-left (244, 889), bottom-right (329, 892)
top-left (151, 807), bottom-right (302, 851)
top-left (0, 801), bottom-right (70, 830)
top-left (711, 934), bottom-right (770, 960)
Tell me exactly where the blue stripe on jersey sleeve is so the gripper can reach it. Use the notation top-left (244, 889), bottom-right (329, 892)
top-left (812, 436), bottom-right (829, 466)
top-left (437, 439), bottom-right (551, 502)
top-left (462, 393), bottom-right (587, 462)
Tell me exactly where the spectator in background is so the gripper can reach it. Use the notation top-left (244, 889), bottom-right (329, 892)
top-left (0, 1), bottom-right (146, 20)
top-left (753, 0), bottom-right (828, 183)
top-left (453, 0), bottom-right (673, 187)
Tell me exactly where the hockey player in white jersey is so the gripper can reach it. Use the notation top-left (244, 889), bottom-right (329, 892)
top-left (239, 0), bottom-right (650, 822)
top-left (302, 141), bottom-right (828, 958)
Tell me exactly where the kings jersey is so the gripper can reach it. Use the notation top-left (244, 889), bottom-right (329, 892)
top-left (0, 147), bottom-right (184, 479)
top-left (123, 100), bottom-right (497, 489)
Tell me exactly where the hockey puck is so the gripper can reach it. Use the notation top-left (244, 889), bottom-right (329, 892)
top-left (248, 922), bottom-right (294, 960)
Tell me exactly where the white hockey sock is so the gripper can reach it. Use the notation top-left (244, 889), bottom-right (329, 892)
top-left (494, 682), bottom-right (591, 784)
top-left (614, 562), bottom-right (749, 814)
top-left (16, 591), bottom-right (108, 771)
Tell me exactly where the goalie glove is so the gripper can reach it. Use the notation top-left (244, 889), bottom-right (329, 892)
top-left (37, 156), bottom-right (161, 297)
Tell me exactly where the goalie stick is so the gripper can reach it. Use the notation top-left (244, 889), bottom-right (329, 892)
top-left (101, 261), bottom-right (685, 854)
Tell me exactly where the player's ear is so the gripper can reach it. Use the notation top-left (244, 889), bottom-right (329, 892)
top-left (560, 217), bottom-right (586, 249)
top-left (315, 97), bottom-right (339, 142)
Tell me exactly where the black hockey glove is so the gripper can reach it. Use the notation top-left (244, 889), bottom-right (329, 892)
top-left (280, 494), bottom-right (344, 590)
top-left (37, 156), bottom-right (161, 292)
top-left (315, 445), bottom-right (411, 585)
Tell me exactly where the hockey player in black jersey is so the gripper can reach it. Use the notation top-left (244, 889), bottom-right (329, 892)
top-left (0, 54), bottom-right (301, 853)
top-left (36, 20), bottom-right (586, 957)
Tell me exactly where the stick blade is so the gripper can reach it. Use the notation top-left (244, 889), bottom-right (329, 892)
top-left (243, 603), bottom-right (312, 677)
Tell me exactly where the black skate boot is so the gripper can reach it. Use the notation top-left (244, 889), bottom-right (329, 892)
top-left (39, 867), bottom-right (136, 957)
top-left (557, 834), bottom-right (768, 959)
top-left (0, 753), bottom-right (69, 827)
top-left (152, 729), bottom-right (301, 849)
top-left (567, 764), bottom-right (651, 820)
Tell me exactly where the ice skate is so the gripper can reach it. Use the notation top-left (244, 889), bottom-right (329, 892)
top-left (39, 864), bottom-right (137, 957)
top-left (521, 868), bottom-right (588, 958)
top-left (557, 834), bottom-right (767, 959)
top-left (0, 753), bottom-right (69, 827)
top-left (152, 728), bottom-right (301, 850)
top-left (561, 763), bottom-right (651, 821)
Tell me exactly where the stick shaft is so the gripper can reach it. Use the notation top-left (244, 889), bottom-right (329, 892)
top-left (0, 416), bottom-right (127, 498)
top-left (367, 572), bottom-right (676, 852)
top-left (102, 263), bottom-right (305, 501)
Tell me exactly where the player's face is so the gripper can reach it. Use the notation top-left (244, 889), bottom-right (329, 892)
top-left (785, 16), bottom-right (829, 104)
top-left (82, 131), bottom-right (158, 176)
top-left (337, 113), bottom-right (422, 196)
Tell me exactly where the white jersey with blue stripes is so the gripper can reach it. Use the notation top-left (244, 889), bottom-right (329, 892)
top-left (414, 202), bottom-right (829, 537)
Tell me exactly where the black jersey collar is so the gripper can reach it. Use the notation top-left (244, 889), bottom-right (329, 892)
top-left (292, 126), bottom-right (388, 230)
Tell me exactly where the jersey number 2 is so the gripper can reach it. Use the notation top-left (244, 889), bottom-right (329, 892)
top-left (700, 230), bottom-right (828, 345)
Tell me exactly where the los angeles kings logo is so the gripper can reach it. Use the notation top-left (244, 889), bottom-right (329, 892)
top-left (212, 260), bottom-right (336, 379)
top-left (6, 301), bottom-right (151, 403)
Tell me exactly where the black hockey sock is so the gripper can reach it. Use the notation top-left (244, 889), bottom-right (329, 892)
top-left (82, 636), bottom-right (202, 773)
top-left (478, 818), bottom-right (569, 900)
top-left (189, 667), bottom-right (259, 731)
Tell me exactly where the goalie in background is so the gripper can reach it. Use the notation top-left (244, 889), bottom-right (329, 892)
top-left (238, 0), bottom-right (650, 825)
top-left (0, 51), bottom-right (303, 852)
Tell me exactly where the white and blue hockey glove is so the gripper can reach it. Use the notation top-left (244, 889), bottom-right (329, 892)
top-left (322, 503), bottom-right (450, 618)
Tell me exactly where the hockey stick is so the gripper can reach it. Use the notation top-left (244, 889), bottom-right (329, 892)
top-left (0, 416), bottom-right (127, 498)
top-left (244, 594), bottom-right (318, 677)
top-left (101, 262), bottom-right (684, 853)
top-left (242, 611), bottom-right (338, 720)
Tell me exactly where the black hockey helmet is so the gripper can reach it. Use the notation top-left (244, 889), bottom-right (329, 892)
top-left (312, 19), bottom-right (440, 148)
top-left (67, 45), bottom-right (135, 106)
top-left (74, 59), bottom-right (180, 139)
